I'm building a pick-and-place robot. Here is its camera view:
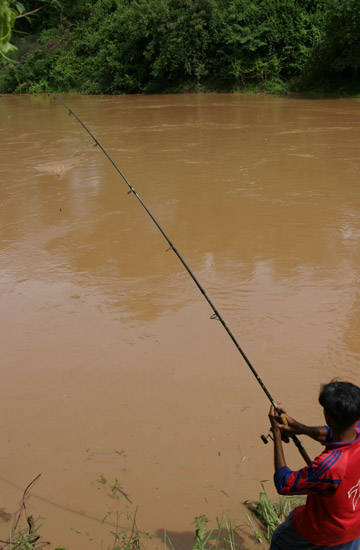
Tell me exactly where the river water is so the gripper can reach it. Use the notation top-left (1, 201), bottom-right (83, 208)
top-left (1, 93), bottom-right (360, 549)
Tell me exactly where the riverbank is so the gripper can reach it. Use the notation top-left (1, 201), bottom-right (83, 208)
top-left (2, 477), bottom-right (297, 550)
top-left (1, 0), bottom-right (359, 97)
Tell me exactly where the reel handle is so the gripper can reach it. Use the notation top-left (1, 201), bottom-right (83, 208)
top-left (260, 427), bottom-right (289, 444)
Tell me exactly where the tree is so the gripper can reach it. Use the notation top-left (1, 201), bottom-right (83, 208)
top-left (0, 0), bottom-right (21, 60)
top-left (0, 0), bottom-right (59, 61)
top-left (321, 0), bottom-right (360, 72)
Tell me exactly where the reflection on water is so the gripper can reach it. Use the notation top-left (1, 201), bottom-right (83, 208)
top-left (1, 93), bottom-right (360, 549)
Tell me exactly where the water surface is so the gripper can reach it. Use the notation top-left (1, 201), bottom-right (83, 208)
top-left (1, 93), bottom-right (360, 549)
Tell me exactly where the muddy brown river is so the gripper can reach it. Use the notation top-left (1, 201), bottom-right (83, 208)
top-left (1, 93), bottom-right (360, 549)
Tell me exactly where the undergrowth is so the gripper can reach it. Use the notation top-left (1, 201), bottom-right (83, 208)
top-left (245, 483), bottom-right (305, 543)
top-left (2, 474), bottom-right (304, 549)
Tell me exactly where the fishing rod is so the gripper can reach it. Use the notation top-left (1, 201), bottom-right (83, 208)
top-left (49, 93), bottom-right (311, 466)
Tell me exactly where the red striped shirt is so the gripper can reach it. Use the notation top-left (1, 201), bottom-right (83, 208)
top-left (274, 421), bottom-right (360, 545)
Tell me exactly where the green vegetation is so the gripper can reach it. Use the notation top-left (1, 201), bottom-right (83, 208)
top-left (1, 473), bottom-right (65, 550)
top-left (0, 0), bottom-right (58, 61)
top-left (3, 469), bottom-right (244, 550)
top-left (2, 468), bottom-right (308, 549)
top-left (245, 483), bottom-right (305, 544)
top-left (6, 482), bottom-right (304, 549)
top-left (301, 0), bottom-right (360, 94)
top-left (0, 0), bottom-right (359, 95)
top-left (0, 0), bottom-right (19, 61)
top-left (4, 528), bottom-right (65, 550)
top-left (190, 514), bottom-right (238, 550)
top-left (4, 513), bottom-right (239, 550)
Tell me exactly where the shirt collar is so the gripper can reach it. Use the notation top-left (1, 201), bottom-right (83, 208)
top-left (324, 426), bottom-right (360, 449)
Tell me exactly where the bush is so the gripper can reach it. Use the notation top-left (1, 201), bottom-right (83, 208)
top-left (1, 0), bottom-right (355, 94)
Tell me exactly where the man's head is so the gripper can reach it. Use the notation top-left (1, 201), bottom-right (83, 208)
top-left (319, 380), bottom-right (360, 430)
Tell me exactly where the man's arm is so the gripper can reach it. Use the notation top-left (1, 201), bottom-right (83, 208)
top-left (276, 408), bottom-right (328, 443)
top-left (268, 406), bottom-right (343, 497)
top-left (268, 405), bottom-right (287, 471)
top-left (273, 422), bottom-right (287, 471)
top-left (269, 405), bottom-right (310, 496)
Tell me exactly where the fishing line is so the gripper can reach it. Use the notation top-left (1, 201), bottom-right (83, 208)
top-left (49, 93), bottom-right (310, 465)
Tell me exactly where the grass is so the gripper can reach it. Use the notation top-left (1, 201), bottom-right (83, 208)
top-left (1, 526), bottom-right (65, 549)
top-left (2, 529), bottom-right (65, 550)
top-left (2, 507), bottom-right (239, 550)
top-left (4, 474), bottom-right (300, 549)
top-left (0, 473), bottom-right (66, 550)
top-left (164, 514), bottom-right (239, 550)
top-left (244, 483), bottom-right (305, 543)
top-left (107, 509), bottom-right (143, 550)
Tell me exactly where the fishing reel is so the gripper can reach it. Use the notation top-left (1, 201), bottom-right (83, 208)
top-left (260, 427), bottom-right (290, 444)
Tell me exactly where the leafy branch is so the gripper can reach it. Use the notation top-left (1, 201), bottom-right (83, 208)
top-left (0, 0), bottom-right (60, 62)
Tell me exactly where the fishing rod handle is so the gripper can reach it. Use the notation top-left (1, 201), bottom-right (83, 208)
top-left (273, 403), bottom-right (311, 465)
top-left (273, 403), bottom-right (289, 430)
top-left (278, 412), bottom-right (291, 444)
top-left (276, 407), bottom-right (312, 465)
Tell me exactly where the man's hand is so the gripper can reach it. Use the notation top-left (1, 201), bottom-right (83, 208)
top-left (268, 404), bottom-right (283, 439)
top-left (269, 405), bottom-right (328, 443)
top-left (272, 406), bottom-right (306, 437)
top-left (268, 404), bottom-right (287, 471)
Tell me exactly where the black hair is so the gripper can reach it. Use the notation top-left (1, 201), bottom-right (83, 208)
top-left (319, 380), bottom-right (360, 430)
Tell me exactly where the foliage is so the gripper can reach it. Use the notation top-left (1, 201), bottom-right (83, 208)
top-left (0, 473), bottom-right (66, 550)
top-left (106, 509), bottom-right (143, 550)
top-left (163, 514), bottom-right (238, 550)
top-left (212, 0), bottom-right (325, 90)
top-left (4, 526), bottom-right (65, 549)
top-left (302, 0), bottom-right (360, 92)
top-left (194, 515), bottom-right (237, 550)
top-left (0, 0), bottom-right (61, 63)
top-left (0, 0), bottom-right (359, 94)
top-left (0, 0), bottom-right (326, 93)
top-left (245, 483), bottom-right (305, 544)
top-left (0, 0), bottom-right (24, 61)
top-left (319, 0), bottom-right (360, 72)
top-left (6, 513), bottom-right (238, 550)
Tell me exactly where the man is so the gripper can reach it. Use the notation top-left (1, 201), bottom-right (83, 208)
top-left (269, 380), bottom-right (360, 550)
